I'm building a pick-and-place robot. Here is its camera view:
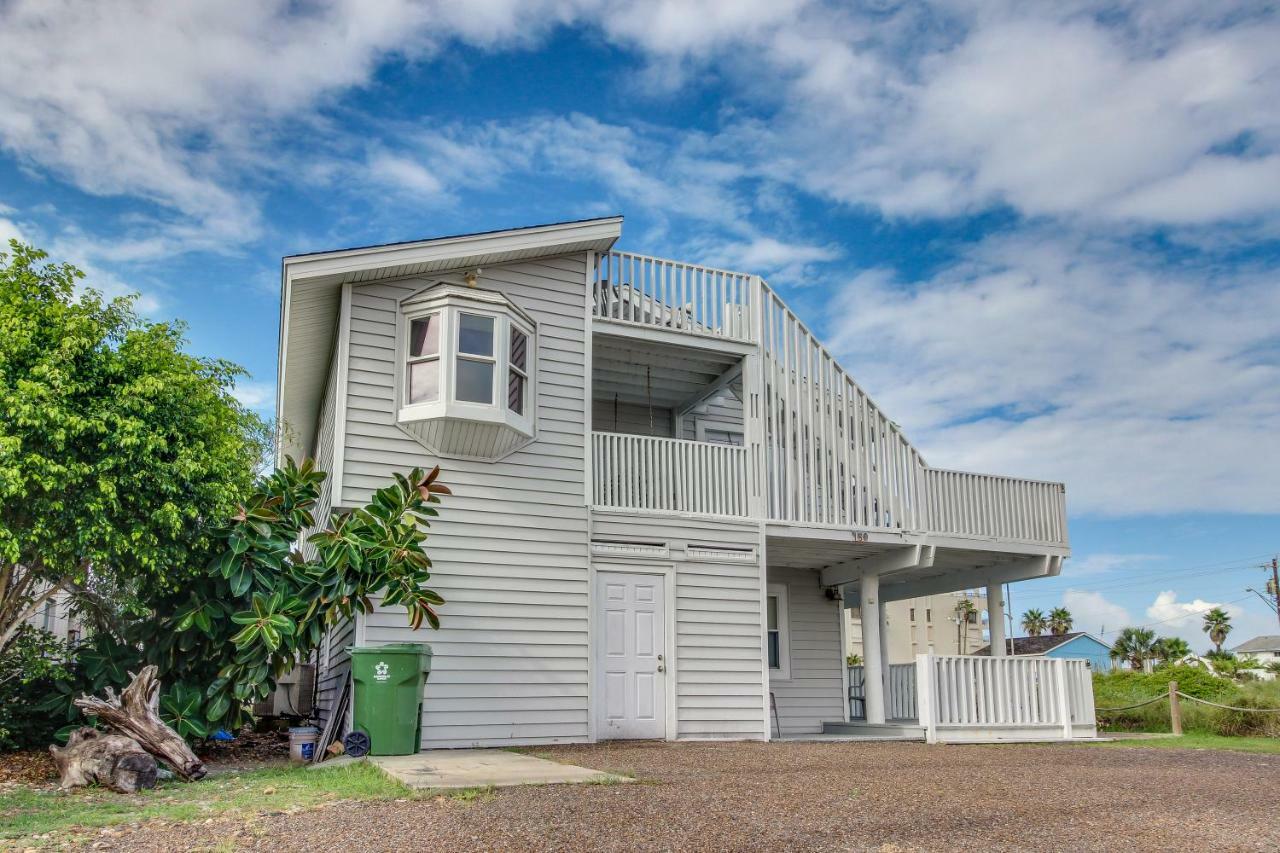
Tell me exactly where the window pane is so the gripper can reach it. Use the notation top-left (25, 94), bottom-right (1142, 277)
top-left (456, 358), bottom-right (494, 403)
top-left (768, 631), bottom-right (780, 669)
top-left (409, 315), bottom-right (439, 358)
top-left (510, 327), bottom-right (527, 371)
top-left (767, 595), bottom-right (778, 630)
top-left (458, 313), bottom-right (494, 356)
top-left (407, 359), bottom-right (438, 403)
top-left (508, 369), bottom-right (525, 415)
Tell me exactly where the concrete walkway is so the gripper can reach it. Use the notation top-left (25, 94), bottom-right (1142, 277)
top-left (370, 748), bottom-right (628, 789)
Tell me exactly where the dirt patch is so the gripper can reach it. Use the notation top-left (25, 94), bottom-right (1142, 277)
top-left (39, 739), bottom-right (1280, 852)
top-left (0, 750), bottom-right (57, 786)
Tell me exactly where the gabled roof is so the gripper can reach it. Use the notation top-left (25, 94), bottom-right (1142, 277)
top-left (1232, 635), bottom-right (1280, 653)
top-left (973, 631), bottom-right (1107, 656)
top-left (276, 216), bottom-right (623, 463)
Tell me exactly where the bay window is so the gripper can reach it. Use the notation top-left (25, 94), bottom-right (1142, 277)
top-left (396, 283), bottom-right (535, 458)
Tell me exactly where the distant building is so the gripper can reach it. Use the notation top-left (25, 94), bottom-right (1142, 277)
top-left (974, 631), bottom-right (1113, 672)
top-left (847, 591), bottom-right (988, 663)
top-left (1231, 635), bottom-right (1280, 666)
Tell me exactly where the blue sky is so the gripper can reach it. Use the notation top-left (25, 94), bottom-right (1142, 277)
top-left (1, 1), bottom-right (1277, 651)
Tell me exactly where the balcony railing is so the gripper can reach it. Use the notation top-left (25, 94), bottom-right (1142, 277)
top-left (922, 468), bottom-right (1067, 546)
top-left (592, 432), bottom-right (749, 517)
top-left (592, 251), bottom-right (755, 344)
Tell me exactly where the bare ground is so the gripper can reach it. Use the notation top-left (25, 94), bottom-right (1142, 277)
top-left (62, 739), bottom-right (1280, 852)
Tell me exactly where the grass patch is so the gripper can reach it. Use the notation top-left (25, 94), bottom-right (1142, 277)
top-left (443, 785), bottom-right (496, 803)
top-left (1086, 734), bottom-right (1280, 755)
top-left (0, 762), bottom-right (418, 845)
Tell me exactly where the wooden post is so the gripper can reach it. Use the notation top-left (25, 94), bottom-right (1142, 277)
top-left (1168, 681), bottom-right (1182, 736)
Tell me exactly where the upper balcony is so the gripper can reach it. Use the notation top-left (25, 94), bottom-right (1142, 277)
top-left (588, 250), bottom-right (1069, 552)
top-left (592, 250), bottom-right (757, 348)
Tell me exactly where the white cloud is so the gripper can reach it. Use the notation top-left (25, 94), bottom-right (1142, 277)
top-left (1062, 589), bottom-right (1131, 638)
top-left (1067, 553), bottom-right (1163, 577)
top-left (231, 380), bottom-right (275, 411)
top-left (824, 229), bottom-right (1280, 514)
top-left (1146, 590), bottom-right (1241, 628)
top-left (366, 152), bottom-right (446, 198)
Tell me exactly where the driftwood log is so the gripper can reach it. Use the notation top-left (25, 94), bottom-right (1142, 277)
top-left (49, 728), bottom-right (159, 793)
top-left (73, 666), bottom-right (207, 781)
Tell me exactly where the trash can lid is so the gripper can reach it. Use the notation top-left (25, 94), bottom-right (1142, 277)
top-left (346, 642), bottom-right (432, 656)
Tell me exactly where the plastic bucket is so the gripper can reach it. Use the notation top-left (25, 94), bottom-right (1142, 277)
top-left (288, 726), bottom-right (320, 763)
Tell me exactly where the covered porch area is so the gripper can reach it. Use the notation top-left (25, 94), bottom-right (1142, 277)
top-left (765, 529), bottom-right (1094, 743)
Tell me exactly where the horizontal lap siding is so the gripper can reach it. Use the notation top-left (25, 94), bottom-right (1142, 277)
top-left (680, 392), bottom-right (744, 440)
top-left (343, 256), bottom-right (590, 749)
top-left (309, 355), bottom-right (347, 726)
top-left (769, 566), bottom-right (844, 735)
top-left (593, 511), bottom-right (765, 739)
top-left (592, 399), bottom-right (674, 437)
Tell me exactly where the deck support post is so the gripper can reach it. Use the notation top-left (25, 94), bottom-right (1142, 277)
top-left (860, 572), bottom-right (886, 725)
top-left (986, 582), bottom-right (1007, 657)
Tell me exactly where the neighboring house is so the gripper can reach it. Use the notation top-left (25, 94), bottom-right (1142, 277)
top-left (24, 587), bottom-right (81, 646)
top-left (1230, 636), bottom-right (1280, 681)
top-left (847, 591), bottom-right (987, 663)
top-left (1232, 635), bottom-right (1280, 666)
top-left (276, 217), bottom-right (1073, 747)
top-left (973, 632), bottom-right (1113, 673)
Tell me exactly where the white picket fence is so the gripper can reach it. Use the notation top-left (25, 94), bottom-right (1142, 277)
top-left (915, 654), bottom-right (1096, 743)
top-left (592, 431), bottom-right (749, 517)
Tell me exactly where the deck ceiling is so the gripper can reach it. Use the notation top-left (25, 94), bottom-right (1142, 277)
top-left (765, 535), bottom-right (1057, 596)
top-left (593, 335), bottom-right (741, 409)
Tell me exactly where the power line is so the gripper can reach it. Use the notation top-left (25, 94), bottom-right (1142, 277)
top-left (1011, 551), bottom-right (1275, 601)
top-left (1093, 593), bottom-right (1255, 636)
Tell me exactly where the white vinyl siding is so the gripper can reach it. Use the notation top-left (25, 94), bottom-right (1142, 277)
top-left (592, 399), bottom-right (674, 437)
top-left (592, 512), bottom-right (766, 740)
top-left (341, 255), bottom-right (591, 748)
top-left (767, 566), bottom-right (845, 735)
top-left (680, 389), bottom-right (743, 441)
top-left (308, 355), bottom-right (347, 726)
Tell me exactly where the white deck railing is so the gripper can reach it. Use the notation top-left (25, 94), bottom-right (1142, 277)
top-left (915, 654), bottom-right (1096, 743)
top-left (592, 432), bottom-right (749, 517)
top-left (849, 664), bottom-right (917, 721)
top-left (592, 251), bottom-right (755, 344)
top-left (924, 469), bottom-right (1068, 546)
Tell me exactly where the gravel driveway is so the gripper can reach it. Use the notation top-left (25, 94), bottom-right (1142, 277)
top-left (76, 740), bottom-right (1280, 852)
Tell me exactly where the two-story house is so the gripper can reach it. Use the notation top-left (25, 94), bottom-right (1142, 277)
top-left (276, 217), bottom-right (1091, 748)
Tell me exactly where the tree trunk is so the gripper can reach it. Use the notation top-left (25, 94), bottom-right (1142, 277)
top-left (73, 666), bottom-right (207, 781)
top-left (49, 727), bottom-right (158, 793)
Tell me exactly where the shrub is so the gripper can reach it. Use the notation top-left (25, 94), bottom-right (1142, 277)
top-left (1093, 667), bottom-right (1280, 735)
top-left (0, 627), bottom-right (74, 750)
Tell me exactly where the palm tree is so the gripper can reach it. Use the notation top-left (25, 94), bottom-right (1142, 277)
top-left (954, 598), bottom-right (977, 654)
top-left (1021, 609), bottom-right (1048, 637)
top-left (1153, 636), bottom-right (1191, 664)
top-left (1202, 607), bottom-right (1232, 653)
top-left (1111, 627), bottom-right (1157, 670)
top-left (1048, 607), bottom-right (1073, 636)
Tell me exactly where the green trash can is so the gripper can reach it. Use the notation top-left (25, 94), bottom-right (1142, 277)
top-left (348, 643), bottom-right (432, 756)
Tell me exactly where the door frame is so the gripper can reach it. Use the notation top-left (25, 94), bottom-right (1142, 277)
top-left (588, 560), bottom-right (678, 742)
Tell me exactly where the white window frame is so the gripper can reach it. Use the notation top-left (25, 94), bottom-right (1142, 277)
top-left (766, 582), bottom-right (791, 680)
top-left (396, 284), bottom-right (535, 437)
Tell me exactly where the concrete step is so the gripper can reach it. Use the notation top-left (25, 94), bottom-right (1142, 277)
top-left (822, 721), bottom-right (925, 739)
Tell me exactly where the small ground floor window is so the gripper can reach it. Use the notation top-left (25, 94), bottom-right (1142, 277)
top-left (766, 583), bottom-right (790, 680)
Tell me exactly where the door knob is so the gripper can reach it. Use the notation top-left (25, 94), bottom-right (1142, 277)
top-left (657, 653), bottom-right (665, 673)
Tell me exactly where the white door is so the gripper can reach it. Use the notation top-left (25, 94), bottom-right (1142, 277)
top-left (594, 571), bottom-right (666, 739)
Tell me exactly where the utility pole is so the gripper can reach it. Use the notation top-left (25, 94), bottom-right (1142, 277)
top-left (1266, 557), bottom-right (1280, 628)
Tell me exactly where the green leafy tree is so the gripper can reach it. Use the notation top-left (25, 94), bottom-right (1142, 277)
top-left (1153, 636), bottom-right (1191, 664)
top-left (43, 459), bottom-right (450, 741)
top-left (0, 241), bottom-right (266, 656)
top-left (1021, 609), bottom-right (1048, 637)
top-left (1202, 607), bottom-right (1232, 654)
top-left (1110, 627), bottom-right (1156, 671)
top-left (1048, 607), bottom-right (1073, 636)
